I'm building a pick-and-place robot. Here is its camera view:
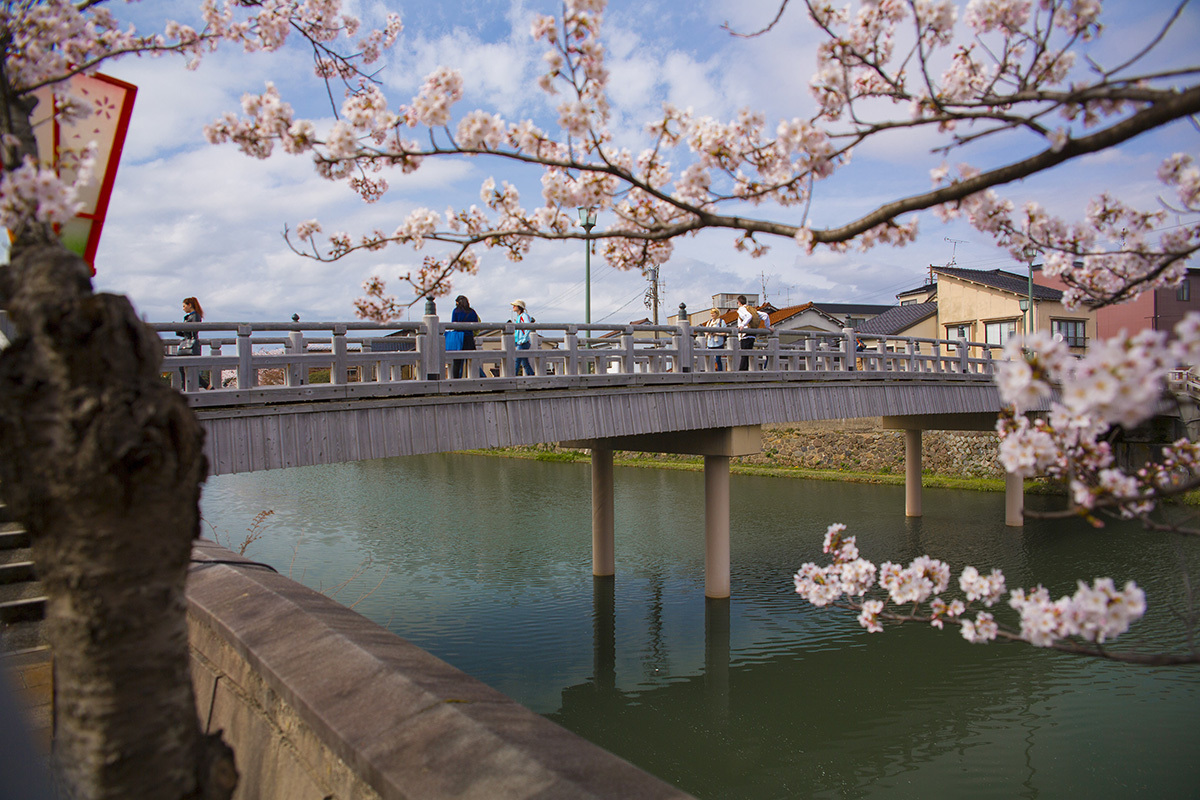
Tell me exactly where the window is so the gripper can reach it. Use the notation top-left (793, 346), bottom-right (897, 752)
top-left (846, 316), bottom-right (864, 329)
top-left (985, 320), bottom-right (1018, 346)
top-left (1178, 280), bottom-right (1191, 302)
top-left (946, 324), bottom-right (969, 341)
top-left (1052, 319), bottom-right (1087, 347)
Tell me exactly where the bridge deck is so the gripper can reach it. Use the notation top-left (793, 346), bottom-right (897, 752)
top-left (144, 316), bottom-right (1010, 475)
top-left (196, 372), bottom-right (1002, 475)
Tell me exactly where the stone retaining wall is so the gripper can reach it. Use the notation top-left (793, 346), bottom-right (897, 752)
top-left (742, 419), bottom-right (1004, 478)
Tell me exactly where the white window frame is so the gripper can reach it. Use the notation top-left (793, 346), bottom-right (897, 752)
top-left (985, 320), bottom-right (1018, 346)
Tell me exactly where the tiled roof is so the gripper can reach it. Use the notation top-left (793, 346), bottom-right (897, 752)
top-left (811, 302), bottom-right (895, 316)
top-left (936, 267), bottom-right (1061, 301)
top-left (857, 303), bottom-right (937, 335)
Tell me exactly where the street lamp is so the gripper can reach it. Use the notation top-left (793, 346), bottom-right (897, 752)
top-left (1022, 245), bottom-right (1039, 335)
top-left (578, 206), bottom-right (598, 336)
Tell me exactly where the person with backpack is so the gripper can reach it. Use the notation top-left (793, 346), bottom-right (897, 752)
top-left (512, 299), bottom-right (534, 376)
top-left (736, 295), bottom-right (764, 371)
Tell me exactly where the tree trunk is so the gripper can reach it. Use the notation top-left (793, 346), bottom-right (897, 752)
top-left (0, 243), bottom-right (235, 799)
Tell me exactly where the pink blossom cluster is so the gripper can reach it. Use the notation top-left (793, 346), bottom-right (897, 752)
top-left (793, 525), bottom-right (1146, 649)
top-left (996, 316), bottom-right (1200, 516)
top-left (1009, 579), bottom-right (1145, 646)
top-left (0, 151), bottom-right (93, 231)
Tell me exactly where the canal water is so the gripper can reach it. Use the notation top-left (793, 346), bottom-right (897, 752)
top-left (201, 454), bottom-right (1200, 799)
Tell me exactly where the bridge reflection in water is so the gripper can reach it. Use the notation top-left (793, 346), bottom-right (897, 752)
top-left (158, 312), bottom-right (1028, 597)
top-left (199, 456), bottom-right (1200, 799)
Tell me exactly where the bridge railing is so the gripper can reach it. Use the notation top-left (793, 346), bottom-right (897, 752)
top-left (151, 313), bottom-right (997, 401)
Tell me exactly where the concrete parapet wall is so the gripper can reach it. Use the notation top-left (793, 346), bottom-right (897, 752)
top-left (186, 539), bottom-right (691, 800)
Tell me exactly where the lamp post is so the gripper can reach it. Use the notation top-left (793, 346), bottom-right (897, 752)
top-left (578, 206), bottom-right (598, 338)
top-left (1022, 245), bottom-right (1039, 335)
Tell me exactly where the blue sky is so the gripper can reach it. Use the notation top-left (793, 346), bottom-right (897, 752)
top-left (69, 0), bottom-right (1200, 325)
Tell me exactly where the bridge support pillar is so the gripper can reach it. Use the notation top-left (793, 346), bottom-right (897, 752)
top-left (905, 428), bottom-right (922, 517)
top-left (704, 455), bottom-right (731, 599)
top-left (1005, 471), bottom-right (1024, 527)
top-left (591, 447), bottom-right (615, 577)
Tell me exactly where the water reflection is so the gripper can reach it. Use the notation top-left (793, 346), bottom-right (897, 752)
top-left (202, 454), bottom-right (1200, 799)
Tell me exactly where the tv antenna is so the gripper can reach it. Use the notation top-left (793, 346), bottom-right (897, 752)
top-left (944, 237), bottom-right (968, 266)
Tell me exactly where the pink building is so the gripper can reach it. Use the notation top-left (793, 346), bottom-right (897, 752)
top-left (1036, 266), bottom-right (1200, 339)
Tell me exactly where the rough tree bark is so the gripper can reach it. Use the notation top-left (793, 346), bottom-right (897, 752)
top-left (0, 240), bottom-right (236, 798)
top-left (0, 67), bottom-right (236, 797)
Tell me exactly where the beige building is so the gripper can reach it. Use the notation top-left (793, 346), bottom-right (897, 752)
top-left (933, 267), bottom-right (1095, 352)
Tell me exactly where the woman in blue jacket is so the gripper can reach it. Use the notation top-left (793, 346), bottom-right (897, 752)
top-left (447, 295), bottom-right (480, 378)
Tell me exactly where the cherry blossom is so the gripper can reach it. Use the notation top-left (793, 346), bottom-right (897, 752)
top-left (792, 528), bottom-right (1159, 661)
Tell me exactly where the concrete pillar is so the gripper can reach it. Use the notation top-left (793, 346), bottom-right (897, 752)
top-left (704, 598), bottom-right (730, 719)
top-left (704, 454), bottom-right (731, 598)
top-left (591, 448), bottom-right (615, 577)
top-left (592, 577), bottom-right (616, 691)
top-left (905, 428), bottom-right (923, 517)
top-left (1005, 470), bottom-right (1024, 527)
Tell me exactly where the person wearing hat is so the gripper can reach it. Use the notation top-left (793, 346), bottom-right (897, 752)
top-left (511, 299), bottom-right (534, 376)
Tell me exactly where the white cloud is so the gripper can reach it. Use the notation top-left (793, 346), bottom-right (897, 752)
top-left (54, 0), bottom-right (1196, 333)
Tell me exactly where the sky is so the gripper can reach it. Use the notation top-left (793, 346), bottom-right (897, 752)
top-left (39, 0), bottom-right (1200, 326)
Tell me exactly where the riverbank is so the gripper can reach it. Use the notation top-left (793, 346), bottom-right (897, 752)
top-left (460, 420), bottom-right (1051, 494)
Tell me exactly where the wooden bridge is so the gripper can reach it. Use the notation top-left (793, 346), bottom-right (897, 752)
top-left (155, 310), bottom-right (1022, 597)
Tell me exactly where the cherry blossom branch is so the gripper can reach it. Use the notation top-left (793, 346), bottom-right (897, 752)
top-left (796, 524), bottom-right (1200, 666)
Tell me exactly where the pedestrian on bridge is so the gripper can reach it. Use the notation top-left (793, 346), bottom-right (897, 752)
top-left (174, 296), bottom-right (210, 389)
top-left (512, 299), bottom-right (534, 376)
top-left (737, 295), bottom-right (768, 371)
top-left (703, 308), bottom-right (728, 371)
top-left (448, 295), bottom-right (480, 379)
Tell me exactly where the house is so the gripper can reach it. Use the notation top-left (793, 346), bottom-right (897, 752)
top-left (808, 302), bottom-right (894, 330)
top-left (856, 302), bottom-right (938, 340)
top-left (933, 266), bottom-right (1095, 351)
top-left (897, 281), bottom-right (937, 305)
top-left (1037, 266), bottom-right (1200, 340)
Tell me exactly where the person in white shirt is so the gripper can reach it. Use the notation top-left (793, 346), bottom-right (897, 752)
top-left (736, 295), bottom-right (768, 370)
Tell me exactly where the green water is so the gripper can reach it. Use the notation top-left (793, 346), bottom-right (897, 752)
top-left (201, 454), bottom-right (1200, 799)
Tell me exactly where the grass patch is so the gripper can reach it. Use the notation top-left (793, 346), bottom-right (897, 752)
top-left (458, 446), bottom-right (1062, 494)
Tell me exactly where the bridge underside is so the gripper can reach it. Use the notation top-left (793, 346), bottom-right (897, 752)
top-left (197, 377), bottom-right (1004, 476)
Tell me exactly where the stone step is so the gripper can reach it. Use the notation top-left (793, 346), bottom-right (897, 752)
top-left (0, 580), bottom-right (45, 605)
top-left (0, 527), bottom-right (30, 550)
top-left (0, 560), bottom-right (35, 584)
top-left (0, 624), bottom-right (50, 660)
top-left (0, 596), bottom-right (45, 625)
top-left (0, 545), bottom-right (32, 567)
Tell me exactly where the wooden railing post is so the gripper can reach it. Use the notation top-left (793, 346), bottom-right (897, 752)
top-left (502, 325), bottom-right (515, 378)
top-left (622, 328), bottom-right (636, 374)
top-left (237, 324), bottom-right (254, 389)
top-left (765, 329), bottom-right (780, 371)
top-left (287, 330), bottom-right (306, 386)
top-left (842, 328), bottom-right (855, 373)
top-left (332, 324), bottom-right (348, 385)
top-left (565, 327), bottom-right (580, 376)
top-left (206, 340), bottom-right (222, 389)
top-left (420, 298), bottom-right (441, 381)
top-left (530, 330), bottom-right (542, 376)
top-left (958, 337), bottom-right (969, 373)
top-left (676, 303), bottom-right (692, 373)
